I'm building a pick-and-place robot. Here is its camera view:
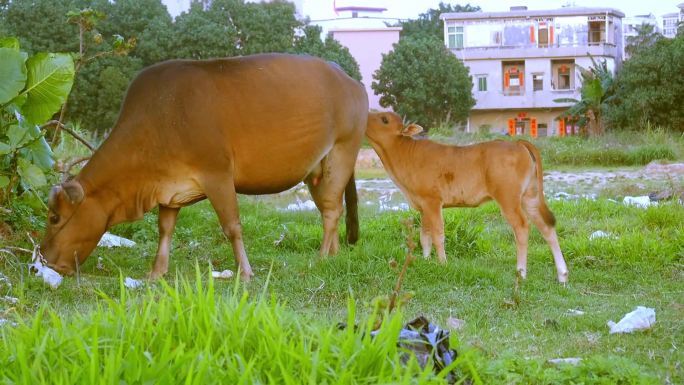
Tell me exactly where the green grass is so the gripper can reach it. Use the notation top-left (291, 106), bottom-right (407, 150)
top-left (2, 197), bottom-right (682, 383)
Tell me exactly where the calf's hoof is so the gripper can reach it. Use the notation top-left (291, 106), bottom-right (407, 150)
top-left (557, 270), bottom-right (569, 284)
top-left (147, 270), bottom-right (166, 281)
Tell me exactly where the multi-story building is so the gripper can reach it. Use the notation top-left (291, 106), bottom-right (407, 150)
top-left (662, 3), bottom-right (684, 38)
top-left (622, 13), bottom-right (659, 59)
top-left (440, 6), bottom-right (624, 136)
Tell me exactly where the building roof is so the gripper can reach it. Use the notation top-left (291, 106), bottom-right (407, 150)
top-left (329, 27), bottom-right (402, 33)
top-left (662, 12), bottom-right (680, 18)
top-left (334, 6), bottom-right (387, 13)
top-left (440, 7), bottom-right (625, 21)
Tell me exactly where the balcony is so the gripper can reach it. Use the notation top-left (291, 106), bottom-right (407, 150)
top-left (451, 42), bottom-right (619, 61)
top-left (473, 88), bottom-right (579, 110)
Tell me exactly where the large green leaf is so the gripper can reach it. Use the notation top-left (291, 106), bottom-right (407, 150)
top-left (6, 124), bottom-right (31, 148)
top-left (0, 37), bottom-right (20, 50)
top-left (0, 176), bottom-right (9, 188)
top-left (17, 157), bottom-right (47, 187)
top-left (21, 125), bottom-right (54, 170)
top-left (19, 53), bottom-right (75, 124)
top-left (0, 142), bottom-right (10, 155)
top-left (0, 47), bottom-right (27, 105)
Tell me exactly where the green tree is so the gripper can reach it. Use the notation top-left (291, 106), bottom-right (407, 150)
top-left (293, 25), bottom-right (361, 81)
top-left (607, 36), bottom-right (684, 132)
top-left (625, 23), bottom-right (662, 58)
top-left (554, 57), bottom-right (614, 136)
top-left (372, 35), bottom-right (474, 127)
top-left (226, 0), bottom-right (301, 55)
top-left (0, 0), bottom-right (84, 54)
top-left (93, 0), bottom-right (174, 65)
top-left (170, 2), bottom-right (240, 59)
top-left (399, 2), bottom-right (480, 40)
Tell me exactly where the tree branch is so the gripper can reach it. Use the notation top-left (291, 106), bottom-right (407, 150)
top-left (41, 120), bottom-right (96, 152)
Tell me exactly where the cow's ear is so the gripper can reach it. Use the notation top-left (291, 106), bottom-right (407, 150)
top-left (48, 185), bottom-right (63, 210)
top-left (62, 180), bottom-right (84, 204)
top-left (401, 123), bottom-right (423, 137)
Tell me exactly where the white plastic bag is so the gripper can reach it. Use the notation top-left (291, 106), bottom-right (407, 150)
top-left (98, 232), bottom-right (136, 248)
top-left (607, 306), bottom-right (656, 334)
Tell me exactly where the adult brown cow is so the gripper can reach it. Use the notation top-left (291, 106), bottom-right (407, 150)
top-left (40, 53), bottom-right (368, 280)
top-left (366, 112), bottom-right (568, 283)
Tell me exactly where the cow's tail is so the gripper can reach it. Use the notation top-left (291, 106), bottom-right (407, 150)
top-left (519, 140), bottom-right (556, 227)
top-left (344, 173), bottom-right (359, 244)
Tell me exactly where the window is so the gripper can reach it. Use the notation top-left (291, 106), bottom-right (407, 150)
top-left (533, 73), bottom-right (544, 91)
top-left (502, 61), bottom-right (525, 96)
top-left (588, 20), bottom-right (605, 45)
top-left (552, 60), bottom-right (574, 90)
top-left (538, 27), bottom-right (549, 47)
top-left (477, 76), bottom-right (487, 92)
top-left (447, 26), bottom-right (464, 49)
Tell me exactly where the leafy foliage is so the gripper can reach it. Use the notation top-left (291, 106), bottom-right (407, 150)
top-left (607, 35), bottom-right (684, 132)
top-left (0, 39), bottom-right (74, 205)
top-left (372, 35), bottom-right (474, 127)
top-left (625, 23), bottom-right (662, 58)
top-left (398, 2), bottom-right (481, 40)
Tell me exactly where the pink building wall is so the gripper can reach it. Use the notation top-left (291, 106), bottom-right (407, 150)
top-left (330, 27), bottom-right (401, 111)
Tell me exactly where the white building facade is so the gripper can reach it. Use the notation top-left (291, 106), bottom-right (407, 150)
top-left (441, 7), bottom-right (624, 136)
top-left (662, 3), bottom-right (684, 38)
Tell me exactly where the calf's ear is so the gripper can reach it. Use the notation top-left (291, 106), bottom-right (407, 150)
top-left (401, 123), bottom-right (424, 137)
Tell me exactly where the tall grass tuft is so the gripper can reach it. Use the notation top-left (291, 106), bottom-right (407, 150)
top-left (0, 268), bottom-right (478, 384)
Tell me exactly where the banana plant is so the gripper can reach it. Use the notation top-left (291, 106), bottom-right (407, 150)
top-left (0, 37), bottom-right (75, 206)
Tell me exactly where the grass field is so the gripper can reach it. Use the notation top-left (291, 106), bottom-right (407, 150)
top-left (2, 194), bottom-right (683, 383)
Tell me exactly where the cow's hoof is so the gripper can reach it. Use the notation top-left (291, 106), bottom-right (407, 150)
top-left (240, 271), bottom-right (254, 282)
top-left (558, 271), bottom-right (569, 284)
top-left (147, 270), bottom-right (166, 280)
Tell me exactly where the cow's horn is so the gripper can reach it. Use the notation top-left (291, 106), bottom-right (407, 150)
top-left (62, 180), bottom-right (84, 204)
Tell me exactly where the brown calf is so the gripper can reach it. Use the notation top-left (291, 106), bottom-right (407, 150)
top-left (366, 112), bottom-right (568, 283)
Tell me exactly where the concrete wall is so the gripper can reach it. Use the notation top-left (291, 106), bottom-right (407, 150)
top-left (469, 109), bottom-right (570, 136)
top-left (330, 28), bottom-right (401, 111)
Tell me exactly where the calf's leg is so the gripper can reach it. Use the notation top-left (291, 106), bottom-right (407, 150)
top-left (149, 205), bottom-right (180, 279)
top-left (523, 196), bottom-right (569, 283)
top-left (420, 200), bottom-right (446, 263)
top-left (498, 200), bottom-right (530, 279)
top-left (201, 174), bottom-right (253, 280)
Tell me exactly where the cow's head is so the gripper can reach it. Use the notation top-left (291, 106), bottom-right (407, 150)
top-left (40, 179), bottom-right (107, 275)
top-left (366, 112), bottom-right (423, 144)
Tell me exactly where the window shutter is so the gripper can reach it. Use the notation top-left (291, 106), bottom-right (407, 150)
top-left (519, 72), bottom-right (524, 86)
top-left (550, 26), bottom-right (554, 44)
top-left (530, 26), bottom-right (535, 43)
top-left (504, 72), bottom-right (510, 87)
top-left (508, 119), bottom-right (516, 136)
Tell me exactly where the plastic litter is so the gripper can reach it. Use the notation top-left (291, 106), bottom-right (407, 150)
top-left (0, 319), bottom-right (17, 327)
top-left (589, 230), bottom-right (613, 240)
top-left (565, 309), bottom-right (585, 316)
top-left (31, 261), bottom-right (63, 289)
top-left (284, 199), bottom-right (317, 211)
top-left (98, 232), bottom-right (136, 248)
top-left (607, 306), bottom-right (656, 334)
top-left (211, 270), bottom-right (234, 279)
top-left (124, 277), bottom-right (144, 289)
top-left (373, 316), bottom-right (459, 384)
top-left (1, 296), bottom-right (18, 305)
top-left (623, 196), bottom-right (654, 208)
top-left (548, 357), bottom-right (582, 365)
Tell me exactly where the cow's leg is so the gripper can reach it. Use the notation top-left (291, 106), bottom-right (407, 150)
top-left (498, 199), bottom-right (529, 280)
top-left (201, 175), bottom-right (253, 280)
top-left (523, 195), bottom-right (569, 283)
top-left (307, 143), bottom-right (358, 256)
top-left (421, 200), bottom-right (446, 263)
top-left (419, 216), bottom-right (432, 258)
top-left (149, 205), bottom-right (180, 279)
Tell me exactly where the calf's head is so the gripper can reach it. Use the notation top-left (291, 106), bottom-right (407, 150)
top-left (40, 180), bottom-right (107, 275)
top-left (366, 112), bottom-right (423, 145)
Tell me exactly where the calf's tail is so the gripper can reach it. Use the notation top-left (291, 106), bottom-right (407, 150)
top-left (344, 173), bottom-right (359, 244)
top-left (519, 140), bottom-right (556, 227)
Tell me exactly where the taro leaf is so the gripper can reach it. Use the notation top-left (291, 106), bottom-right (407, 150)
top-left (0, 142), bottom-right (10, 155)
top-left (0, 47), bottom-right (27, 105)
top-left (0, 176), bottom-right (9, 188)
top-left (6, 124), bottom-right (30, 148)
top-left (19, 53), bottom-right (74, 124)
top-left (18, 123), bottom-right (54, 170)
top-left (17, 157), bottom-right (47, 187)
top-left (0, 37), bottom-right (21, 50)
